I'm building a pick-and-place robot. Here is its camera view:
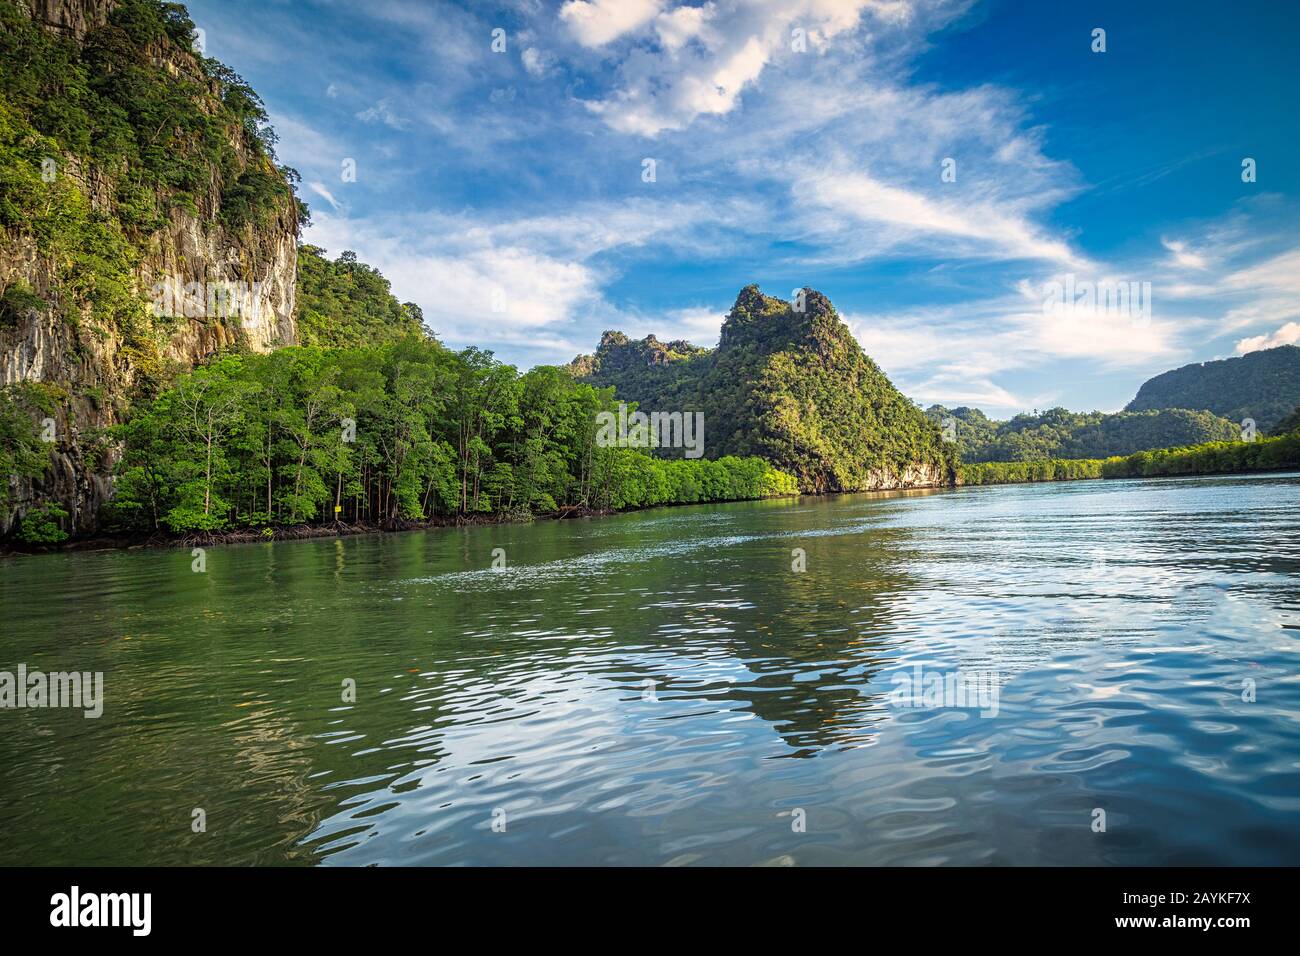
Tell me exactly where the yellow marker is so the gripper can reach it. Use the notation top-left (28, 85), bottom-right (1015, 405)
top-left (334, 505), bottom-right (342, 513)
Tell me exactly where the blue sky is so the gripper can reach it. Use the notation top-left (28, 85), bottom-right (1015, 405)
top-left (185, 0), bottom-right (1300, 417)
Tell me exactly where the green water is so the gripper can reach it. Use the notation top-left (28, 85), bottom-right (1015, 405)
top-left (2, 473), bottom-right (1299, 865)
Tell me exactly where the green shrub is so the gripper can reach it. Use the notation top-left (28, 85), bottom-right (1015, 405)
top-left (16, 504), bottom-right (70, 544)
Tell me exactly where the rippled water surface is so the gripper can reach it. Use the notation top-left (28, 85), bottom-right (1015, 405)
top-left (2, 474), bottom-right (1299, 865)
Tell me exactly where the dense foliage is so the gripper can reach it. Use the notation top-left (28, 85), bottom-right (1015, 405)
top-left (929, 404), bottom-right (1241, 462)
top-left (15, 502), bottom-right (68, 543)
top-left (570, 286), bottom-right (956, 492)
top-left (1269, 405), bottom-right (1300, 436)
top-left (0, 0), bottom-right (302, 232)
top-left (1100, 433), bottom-right (1300, 479)
top-left (1125, 345), bottom-right (1300, 432)
top-left (107, 339), bottom-right (797, 535)
top-left (959, 432), bottom-right (1300, 485)
top-left (959, 458), bottom-right (1105, 485)
top-left (0, 383), bottom-right (58, 521)
top-left (569, 330), bottom-right (708, 399)
top-left (295, 246), bottom-right (426, 348)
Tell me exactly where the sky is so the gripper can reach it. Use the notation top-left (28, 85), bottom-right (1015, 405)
top-left (184, 0), bottom-right (1300, 418)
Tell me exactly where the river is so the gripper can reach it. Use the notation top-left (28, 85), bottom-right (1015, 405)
top-left (2, 473), bottom-right (1298, 865)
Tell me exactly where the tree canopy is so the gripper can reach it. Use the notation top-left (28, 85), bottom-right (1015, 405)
top-left (294, 245), bottom-right (428, 349)
top-left (107, 340), bottom-right (798, 535)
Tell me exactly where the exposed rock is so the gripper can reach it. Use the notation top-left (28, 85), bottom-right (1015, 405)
top-left (1, 0), bottom-right (299, 536)
top-left (20, 0), bottom-right (115, 40)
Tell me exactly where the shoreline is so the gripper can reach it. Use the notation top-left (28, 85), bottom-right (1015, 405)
top-left (0, 508), bottom-right (600, 558)
top-left (1, 493), bottom-right (810, 558)
top-left (958, 462), bottom-right (1300, 488)
top-left (10, 463), bottom-right (1298, 557)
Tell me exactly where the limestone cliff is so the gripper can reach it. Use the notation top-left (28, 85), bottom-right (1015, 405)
top-left (23, 0), bottom-right (112, 40)
top-left (568, 286), bottom-right (957, 493)
top-left (0, 0), bottom-right (300, 535)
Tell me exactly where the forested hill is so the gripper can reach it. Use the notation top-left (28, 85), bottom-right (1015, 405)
top-left (0, 0), bottom-right (801, 546)
top-left (929, 405), bottom-right (1243, 463)
top-left (566, 286), bottom-right (957, 493)
top-left (1125, 345), bottom-right (1300, 431)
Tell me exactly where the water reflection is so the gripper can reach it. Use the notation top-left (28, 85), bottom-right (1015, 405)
top-left (1, 474), bottom-right (1298, 865)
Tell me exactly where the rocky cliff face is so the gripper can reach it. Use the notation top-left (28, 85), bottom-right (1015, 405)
top-left (0, 0), bottom-right (298, 535)
top-left (24, 0), bottom-right (112, 39)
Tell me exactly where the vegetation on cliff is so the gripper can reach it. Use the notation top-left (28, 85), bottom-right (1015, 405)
top-left (0, 0), bottom-right (304, 233)
top-left (0, 383), bottom-right (57, 511)
top-left (1124, 345), bottom-right (1300, 432)
top-left (107, 339), bottom-right (797, 535)
top-left (568, 286), bottom-right (955, 493)
top-left (295, 246), bottom-right (425, 349)
top-left (0, 0), bottom-right (306, 388)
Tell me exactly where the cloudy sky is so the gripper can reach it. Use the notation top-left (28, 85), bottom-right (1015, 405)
top-left (186, 0), bottom-right (1300, 416)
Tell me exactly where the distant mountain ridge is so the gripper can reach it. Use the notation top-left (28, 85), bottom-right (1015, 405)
top-left (566, 285), bottom-right (956, 493)
top-left (927, 405), bottom-right (1242, 463)
top-left (567, 291), bottom-right (1298, 476)
top-left (1125, 345), bottom-right (1300, 431)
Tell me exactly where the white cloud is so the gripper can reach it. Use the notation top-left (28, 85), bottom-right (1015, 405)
top-left (269, 113), bottom-right (347, 176)
top-left (658, 70), bottom-right (1087, 271)
top-left (307, 181), bottom-right (343, 212)
top-left (623, 306), bottom-right (727, 346)
top-left (1189, 245), bottom-right (1300, 340)
top-left (521, 46), bottom-right (555, 77)
top-left (654, 3), bottom-right (716, 51)
top-left (1236, 321), bottom-right (1300, 354)
top-left (1027, 308), bottom-right (1176, 366)
top-left (1161, 237), bottom-right (1208, 270)
top-left (1221, 247), bottom-right (1300, 296)
top-left (578, 0), bottom-right (898, 136)
top-left (796, 167), bottom-right (1083, 266)
top-left (560, 0), bottom-right (664, 48)
top-left (842, 309), bottom-right (1046, 413)
top-left (389, 247), bottom-right (600, 333)
top-left (356, 98), bottom-right (409, 130)
top-left (310, 216), bottom-right (605, 347)
top-left (840, 271), bottom-right (1185, 413)
top-left (911, 374), bottom-right (1036, 411)
top-left (303, 199), bottom-right (746, 357)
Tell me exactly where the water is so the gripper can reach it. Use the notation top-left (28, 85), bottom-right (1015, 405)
top-left (2, 474), bottom-right (1298, 866)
